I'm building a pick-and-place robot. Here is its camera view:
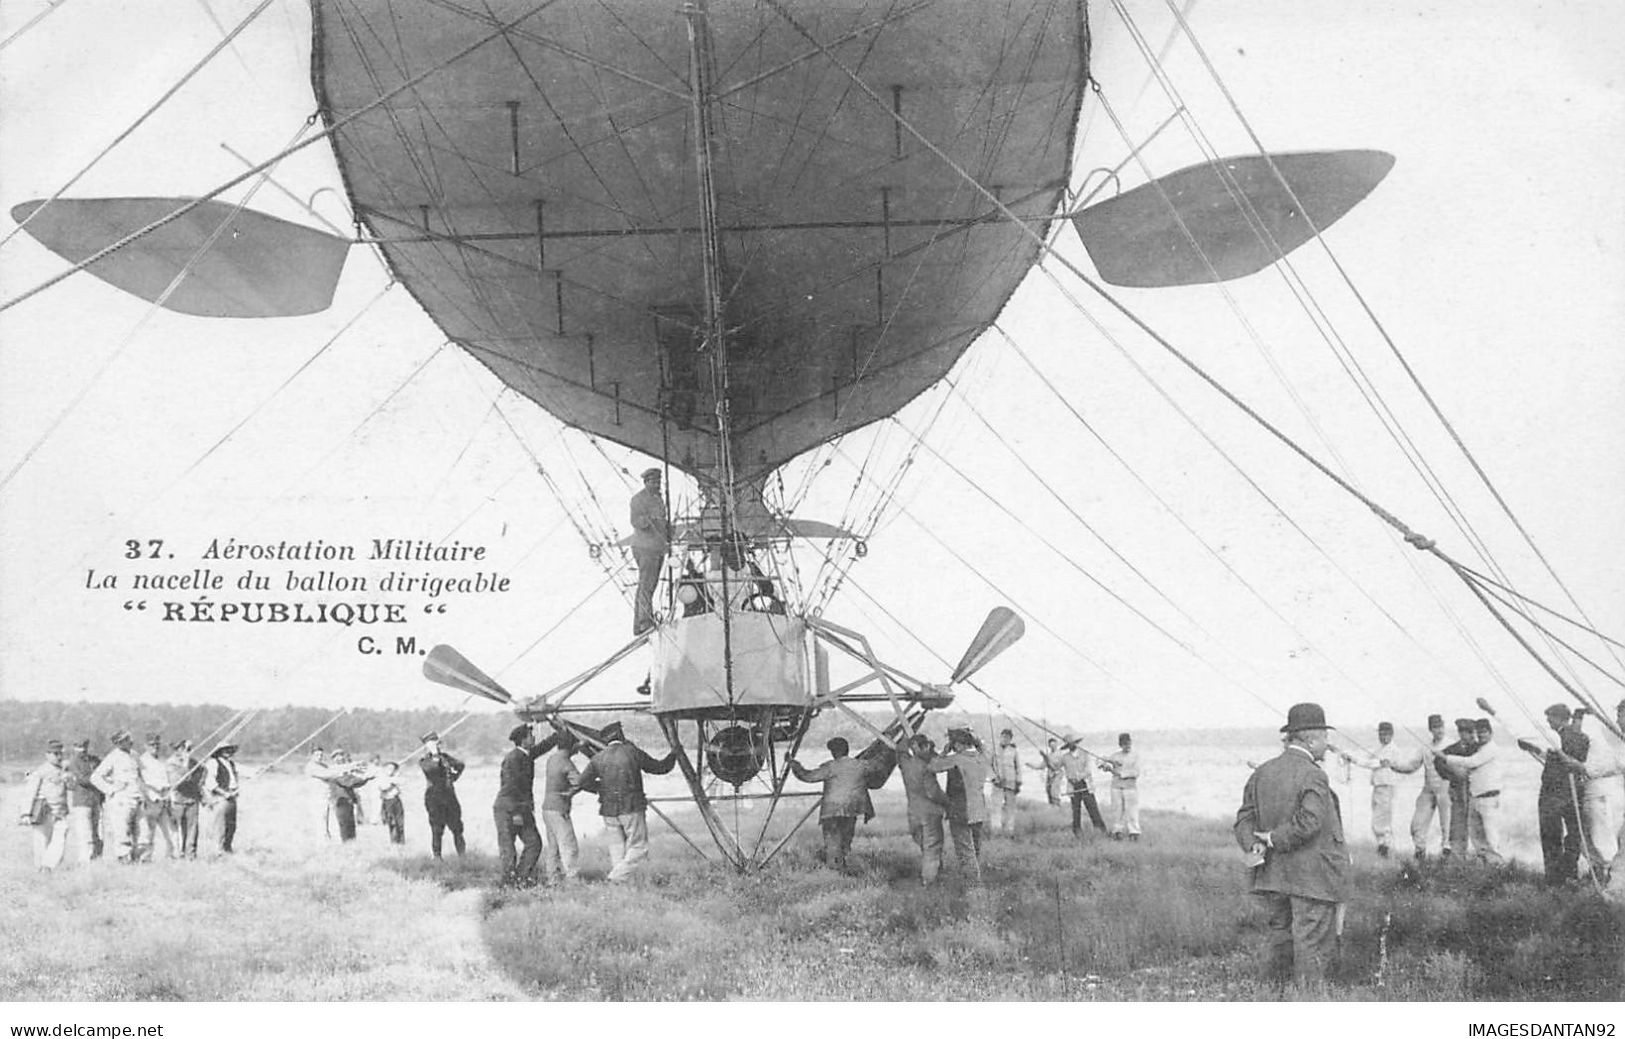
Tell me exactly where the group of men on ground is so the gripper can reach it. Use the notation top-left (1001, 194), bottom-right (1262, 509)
top-left (303, 748), bottom-right (402, 844)
top-left (787, 726), bottom-right (1145, 886)
top-left (1237, 697), bottom-right (1625, 991)
top-left (1333, 702), bottom-right (1623, 887)
top-left (16, 730), bottom-right (241, 871)
top-left (486, 720), bottom-right (675, 887)
top-left (412, 718), bottom-right (1147, 889)
top-left (1025, 731), bottom-right (1141, 840)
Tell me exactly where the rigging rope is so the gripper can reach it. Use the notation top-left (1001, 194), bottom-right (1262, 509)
top-left (0, 118), bottom-right (310, 499)
top-left (0, 0), bottom-right (70, 54)
top-left (1156, 0), bottom-right (1625, 687)
top-left (0, 0), bottom-right (553, 315)
top-left (1105, 2), bottom-right (1598, 713)
top-left (0, 0), bottom-right (277, 253)
top-left (759, 0), bottom-right (1622, 739)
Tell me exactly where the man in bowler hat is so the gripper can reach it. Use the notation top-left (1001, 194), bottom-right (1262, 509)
top-left (1235, 702), bottom-right (1349, 988)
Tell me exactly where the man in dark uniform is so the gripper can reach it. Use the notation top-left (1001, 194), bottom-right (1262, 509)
top-left (1439, 718), bottom-right (1478, 859)
top-left (1235, 702), bottom-right (1349, 989)
top-left (493, 723), bottom-right (560, 887)
top-left (1521, 703), bottom-right (1589, 885)
top-left (419, 732), bottom-right (466, 859)
top-left (66, 738), bottom-right (103, 862)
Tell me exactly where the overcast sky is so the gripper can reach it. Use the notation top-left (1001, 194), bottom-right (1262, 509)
top-left (1, 0), bottom-right (1620, 749)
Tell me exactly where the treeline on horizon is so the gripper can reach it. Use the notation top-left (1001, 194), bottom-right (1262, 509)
top-left (0, 699), bottom-right (1287, 771)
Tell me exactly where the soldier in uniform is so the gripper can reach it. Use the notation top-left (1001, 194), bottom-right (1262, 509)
top-left (628, 467), bottom-right (669, 636)
top-left (91, 730), bottom-right (148, 864)
top-left (493, 723), bottom-right (560, 887)
top-left (66, 738), bottom-right (103, 862)
top-left (1407, 714), bottom-right (1453, 861)
top-left (1521, 704), bottom-right (1589, 884)
top-left (18, 739), bottom-right (70, 872)
top-left (1438, 718), bottom-right (1478, 858)
top-left (419, 732), bottom-right (466, 859)
top-left (167, 739), bottom-right (204, 859)
top-left (1235, 702), bottom-right (1349, 988)
top-left (1101, 732), bottom-right (1142, 840)
top-left (988, 729), bottom-right (1022, 836)
top-left (136, 733), bottom-right (177, 861)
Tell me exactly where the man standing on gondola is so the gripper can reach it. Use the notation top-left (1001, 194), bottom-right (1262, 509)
top-left (629, 467), bottom-right (668, 636)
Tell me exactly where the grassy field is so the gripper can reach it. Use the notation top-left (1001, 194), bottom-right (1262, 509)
top-left (0, 763), bottom-right (1618, 1002)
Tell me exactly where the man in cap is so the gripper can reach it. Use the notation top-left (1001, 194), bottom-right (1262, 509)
top-left (136, 733), bottom-right (177, 862)
top-left (304, 747), bottom-right (335, 839)
top-left (895, 733), bottom-right (949, 884)
top-left (492, 722), bottom-right (561, 887)
top-left (988, 729), bottom-right (1023, 837)
top-left (927, 728), bottom-right (992, 883)
top-left (1059, 739), bottom-right (1107, 837)
top-left (1335, 722), bottom-right (1418, 858)
top-left (575, 722), bottom-right (677, 881)
top-left (1552, 698), bottom-right (1625, 894)
top-left (200, 744), bottom-right (241, 855)
top-left (1437, 718), bottom-right (1479, 859)
top-left (1100, 733), bottom-right (1142, 840)
top-left (1432, 719), bottom-right (1506, 865)
top-left (790, 736), bottom-right (889, 872)
top-left (540, 730), bottom-right (585, 883)
top-left (419, 732), bottom-right (466, 860)
top-left (91, 730), bottom-right (149, 863)
top-left (66, 738), bottom-right (104, 862)
top-left (1235, 703), bottom-right (1349, 988)
top-left (1407, 714), bottom-right (1452, 861)
top-left (17, 740), bottom-right (70, 872)
top-left (1516, 704), bottom-right (1589, 884)
top-left (324, 749), bottom-right (372, 843)
top-left (166, 739), bottom-right (203, 860)
top-left (629, 466), bottom-right (669, 636)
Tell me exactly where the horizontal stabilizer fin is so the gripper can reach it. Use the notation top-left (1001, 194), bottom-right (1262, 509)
top-left (1072, 150), bottom-right (1394, 288)
top-left (10, 197), bottom-right (349, 317)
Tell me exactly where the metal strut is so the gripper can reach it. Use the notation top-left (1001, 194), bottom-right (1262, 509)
top-left (683, 1), bottom-right (737, 707)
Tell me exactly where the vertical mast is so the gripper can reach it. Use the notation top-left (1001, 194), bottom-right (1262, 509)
top-left (682, 1), bottom-right (737, 703)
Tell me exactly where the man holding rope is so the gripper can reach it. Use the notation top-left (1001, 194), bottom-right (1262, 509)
top-left (1060, 739), bottom-right (1106, 837)
top-left (1518, 704), bottom-right (1588, 885)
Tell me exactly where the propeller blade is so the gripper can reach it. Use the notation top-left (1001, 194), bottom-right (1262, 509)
top-left (951, 607), bottom-right (1026, 684)
top-left (1072, 150), bottom-right (1394, 288)
top-left (422, 644), bottom-right (512, 704)
top-left (10, 197), bottom-right (349, 317)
